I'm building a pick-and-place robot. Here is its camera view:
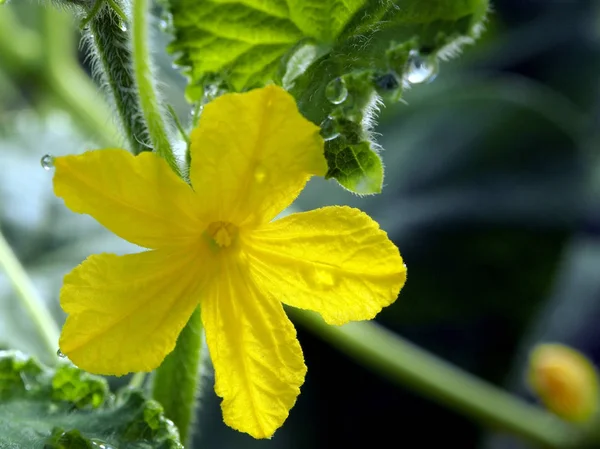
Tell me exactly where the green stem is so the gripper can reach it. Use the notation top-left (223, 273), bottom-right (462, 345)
top-left (0, 7), bottom-right (118, 146)
top-left (86, 1), bottom-right (152, 154)
top-left (131, 0), bottom-right (179, 173)
top-left (152, 306), bottom-right (204, 446)
top-left (128, 372), bottom-right (146, 389)
top-left (0, 8), bottom-right (40, 72)
top-left (289, 309), bottom-right (581, 448)
top-left (0, 230), bottom-right (60, 362)
top-left (43, 8), bottom-right (120, 147)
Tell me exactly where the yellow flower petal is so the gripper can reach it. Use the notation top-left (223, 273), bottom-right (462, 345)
top-left (60, 247), bottom-right (213, 375)
top-left (244, 206), bottom-right (406, 325)
top-left (189, 85), bottom-right (327, 228)
top-left (53, 149), bottom-right (203, 249)
top-left (202, 255), bottom-right (306, 439)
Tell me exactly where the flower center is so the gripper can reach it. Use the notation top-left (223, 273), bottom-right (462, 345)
top-left (205, 221), bottom-right (238, 248)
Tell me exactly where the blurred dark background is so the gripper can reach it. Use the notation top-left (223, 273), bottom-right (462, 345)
top-left (1, 1), bottom-right (599, 448)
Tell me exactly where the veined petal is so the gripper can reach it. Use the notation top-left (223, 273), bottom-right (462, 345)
top-left (189, 86), bottom-right (327, 228)
top-left (202, 255), bottom-right (306, 439)
top-left (54, 149), bottom-right (203, 249)
top-left (244, 206), bottom-right (406, 325)
top-left (59, 247), bottom-right (214, 376)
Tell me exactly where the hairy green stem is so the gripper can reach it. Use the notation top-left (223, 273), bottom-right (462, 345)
top-left (0, 230), bottom-right (60, 362)
top-left (86, 1), bottom-right (151, 154)
top-left (131, 0), bottom-right (178, 173)
top-left (152, 306), bottom-right (204, 446)
top-left (289, 309), bottom-right (581, 449)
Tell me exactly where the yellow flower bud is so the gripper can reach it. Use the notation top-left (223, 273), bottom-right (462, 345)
top-left (528, 344), bottom-right (599, 422)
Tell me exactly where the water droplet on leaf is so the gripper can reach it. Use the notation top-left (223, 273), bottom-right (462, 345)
top-left (375, 72), bottom-right (400, 91)
top-left (405, 51), bottom-right (438, 84)
top-left (325, 78), bottom-right (348, 105)
top-left (119, 22), bottom-right (128, 32)
top-left (41, 154), bottom-right (55, 171)
top-left (91, 439), bottom-right (115, 449)
top-left (202, 84), bottom-right (221, 104)
top-left (20, 371), bottom-right (35, 391)
top-left (56, 348), bottom-right (66, 358)
top-left (320, 117), bottom-right (340, 141)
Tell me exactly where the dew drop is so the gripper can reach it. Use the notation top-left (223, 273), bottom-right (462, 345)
top-left (306, 267), bottom-right (336, 289)
top-left (325, 77), bottom-right (348, 105)
top-left (91, 439), bottom-right (115, 449)
top-left (319, 116), bottom-right (340, 141)
top-left (158, 12), bottom-right (173, 32)
top-left (315, 270), bottom-right (336, 288)
top-left (375, 72), bottom-right (400, 91)
top-left (41, 154), bottom-right (55, 171)
top-left (405, 51), bottom-right (438, 84)
top-left (20, 371), bottom-right (35, 391)
top-left (202, 84), bottom-right (221, 104)
top-left (56, 348), bottom-right (66, 358)
top-left (254, 165), bottom-right (267, 184)
top-left (119, 22), bottom-right (128, 32)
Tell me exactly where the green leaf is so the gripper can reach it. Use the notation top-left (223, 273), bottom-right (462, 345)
top-left (0, 350), bottom-right (182, 449)
top-left (167, 0), bottom-right (489, 193)
top-left (325, 140), bottom-right (383, 194)
top-left (168, 0), bottom-right (368, 98)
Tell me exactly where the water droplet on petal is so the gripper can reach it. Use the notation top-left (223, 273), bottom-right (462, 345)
top-left (41, 154), bottom-right (55, 171)
top-left (325, 78), bottom-right (348, 105)
top-left (254, 165), bottom-right (267, 184)
top-left (56, 348), bottom-right (66, 358)
top-left (405, 51), bottom-right (438, 84)
top-left (320, 116), bottom-right (340, 141)
top-left (119, 22), bottom-right (128, 32)
top-left (306, 267), bottom-right (337, 289)
top-left (315, 270), bottom-right (336, 288)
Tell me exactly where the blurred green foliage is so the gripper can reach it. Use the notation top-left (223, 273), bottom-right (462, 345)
top-left (1, 1), bottom-right (600, 448)
top-left (0, 351), bottom-right (182, 448)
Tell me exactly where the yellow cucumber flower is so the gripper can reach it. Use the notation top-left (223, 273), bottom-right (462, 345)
top-left (53, 85), bottom-right (406, 438)
top-left (528, 343), bottom-right (599, 422)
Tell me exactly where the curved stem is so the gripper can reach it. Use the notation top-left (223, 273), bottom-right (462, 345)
top-left (289, 309), bottom-right (581, 449)
top-left (131, 0), bottom-right (179, 174)
top-left (0, 230), bottom-right (60, 362)
top-left (152, 306), bottom-right (204, 446)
